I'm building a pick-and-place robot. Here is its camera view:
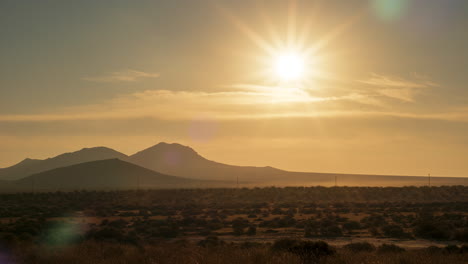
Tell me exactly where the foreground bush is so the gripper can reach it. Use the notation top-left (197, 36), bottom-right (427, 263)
top-left (378, 243), bottom-right (406, 253)
top-left (271, 239), bottom-right (335, 263)
top-left (343, 242), bottom-right (376, 252)
top-left (0, 241), bottom-right (466, 264)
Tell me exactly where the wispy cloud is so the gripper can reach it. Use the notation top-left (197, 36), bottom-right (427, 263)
top-left (358, 73), bottom-right (436, 89)
top-left (83, 69), bottom-right (160, 83)
top-left (224, 83), bottom-right (355, 103)
top-left (357, 73), bottom-right (438, 102)
top-left (1, 88), bottom-right (467, 123)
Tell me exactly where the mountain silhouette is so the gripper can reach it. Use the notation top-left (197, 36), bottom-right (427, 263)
top-left (0, 147), bottom-right (127, 180)
top-left (126, 142), bottom-right (287, 182)
top-left (6, 159), bottom-right (202, 191)
top-left (0, 142), bottom-right (466, 188)
top-left (126, 142), bottom-right (467, 186)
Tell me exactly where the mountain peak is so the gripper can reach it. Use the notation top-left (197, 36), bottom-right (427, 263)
top-left (14, 158), bottom-right (41, 167)
top-left (128, 142), bottom-right (206, 170)
top-left (0, 146), bottom-right (127, 181)
top-left (21, 158), bottom-right (36, 162)
top-left (142, 142), bottom-right (199, 155)
top-left (78, 146), bottom-right (119, 152)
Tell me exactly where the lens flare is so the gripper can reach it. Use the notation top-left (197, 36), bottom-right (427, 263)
top-left (372, 0), bottom-right (408, 22)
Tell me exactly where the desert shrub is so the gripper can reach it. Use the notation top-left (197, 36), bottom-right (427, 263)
top-left (158, 226), bottom-right (179, 238)
top-left (232, 218), bottom-right (248, 236)
top-left (0, 233), bottom-right (18, 247)
top-left (246, 225), bottom-right (256, 236)
top-left (288, 241), bottom-right (335, 264)
top-left (382, 224), bottom-right (411, 239)
top-left (318, 219), bottom-right (342, 237)
top-left (424, 245), bottom-right (442, 254)
top-left (377, 243), bottom-right (405, 253)
top-left (361, 214), bottom-right (387, 228)
top-left (455, 228), bottom-right (468, 242)
top-left (459, 244), bottom-right (468, 253)
top-left (343, 242), bottom-right (375, 252)
top-left (239, 241), bottom-right (262, 249)
top-left (444, 245), bottom-right (460, 254)
top-left (87, 227), bottom-right (125, 243)
top-left (342, 221), bottom-right (361, 232)
top-left (271, 239), bottom-right (334, 264)
top-left (271, 238), bottom-right (300, 252)
top-left (304, 225), bottom-right (316, 238)
top-left (413, 221), bottom-right (451, 240)
top-left (197, 235), bottom-right (224, 248)
top-left (106, 219), bottom-right (128, 229)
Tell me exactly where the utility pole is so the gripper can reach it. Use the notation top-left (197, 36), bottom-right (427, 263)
top-left (428, 173), bottom-right (431, 187)
top-left (335, 175), bottom-right (337, 187)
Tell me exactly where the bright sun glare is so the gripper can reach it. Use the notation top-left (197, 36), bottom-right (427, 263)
top-left (274, 52), bottom-right (305, 81)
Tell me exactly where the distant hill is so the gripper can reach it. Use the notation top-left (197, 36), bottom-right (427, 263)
top-left (2, 159), bottom-right (205, 192)
top-left (126, 142), bottom-right (287, 181)
top-left (0, 147), bottom-right (128, 180)
top-left (126, 142), bottom-right (467, 187)
top-left (0, 142), bottom-right (466, 188)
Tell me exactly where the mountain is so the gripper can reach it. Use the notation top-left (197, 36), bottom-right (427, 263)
top-left (1, 142), bottom-right (466, 188)
top-left (126, 142), bottom-right (287, 182)
top-left (127, 142), bottom-right (467, 187)
top-left (3, 159), bottom-right (204, 191)
top-left (0, 147), bottom-right (128, 180)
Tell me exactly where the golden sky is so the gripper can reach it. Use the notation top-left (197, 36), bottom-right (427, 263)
top-left (1, 0), bottom-right (467, 177)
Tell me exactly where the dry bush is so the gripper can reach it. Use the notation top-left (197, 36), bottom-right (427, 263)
top-left (2, 242), bottom-right (467, 264)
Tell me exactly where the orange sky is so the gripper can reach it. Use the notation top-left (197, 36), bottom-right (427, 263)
top-left (1, 0), bottom-right (467, 177)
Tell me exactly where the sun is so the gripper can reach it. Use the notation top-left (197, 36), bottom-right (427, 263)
top-left (274, 52), bottom-right (305, 82)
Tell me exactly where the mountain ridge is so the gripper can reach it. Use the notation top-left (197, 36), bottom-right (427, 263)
top-left (126, 142), bottom-right (284, 181)
top-left (1, 142), bottom-right (466, 187)
top-left (5, 158), bottom-right (204, 191)
top-left (0, 147), bottom-right (128, 180)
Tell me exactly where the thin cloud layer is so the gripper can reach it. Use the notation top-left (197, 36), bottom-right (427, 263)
top-left (83, 69), bottom-right (160, 83)
top-left (357, 73), bottom-right (438, 102)
top-left (0, 88), bottom-right (467, 123)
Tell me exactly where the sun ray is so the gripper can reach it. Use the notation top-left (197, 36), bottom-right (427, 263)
top-left (216, 0), bottom-right (365, 99)
top-left (216, 4), bottom-right (276, 55)
top-left (304, 10), bottom-right (365, 57)
top-left (287, 0), bottom-right (297, 49)
top-left (296, 0), bottom-right (321, 51)
top-left (258, 5), bottom-right (284, 50)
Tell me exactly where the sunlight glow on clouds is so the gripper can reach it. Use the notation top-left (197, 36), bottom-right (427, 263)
top-left (357, 73), bottom-right (438, 102)
top-left (0, 84), bottom-right (467, 123)
top-left (82, 69), bottom-right (160, 83)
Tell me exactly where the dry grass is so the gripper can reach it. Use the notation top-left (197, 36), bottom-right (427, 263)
top-left (2, 242), bottom-right (466, 264)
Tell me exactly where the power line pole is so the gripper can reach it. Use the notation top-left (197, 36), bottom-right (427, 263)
top-left (335, 175), bottom-right (337, 187)
top-left (428, 173), bottom-right (431, 187)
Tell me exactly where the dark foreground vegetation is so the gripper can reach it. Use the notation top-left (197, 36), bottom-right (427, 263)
top-left (1, 240), bottom-right (467, 264)
top-left (0, 186), bottom-right (467, 263)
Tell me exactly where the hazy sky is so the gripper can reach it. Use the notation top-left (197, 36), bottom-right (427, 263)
top-left (1, 0), bottom-right (468, 177)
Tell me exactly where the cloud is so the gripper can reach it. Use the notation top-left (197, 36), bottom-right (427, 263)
top-left (358, 73), bottom-right (437, 89)
top-left (357, 73), bottom-right (438, 102)
top-left (1, 88), bottom-right (468, 123)
top-left (82, 69), bottom-right (160, 83)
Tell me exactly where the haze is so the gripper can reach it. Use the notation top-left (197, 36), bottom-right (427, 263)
top-left (1, 0), bottom-right (468, 177)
